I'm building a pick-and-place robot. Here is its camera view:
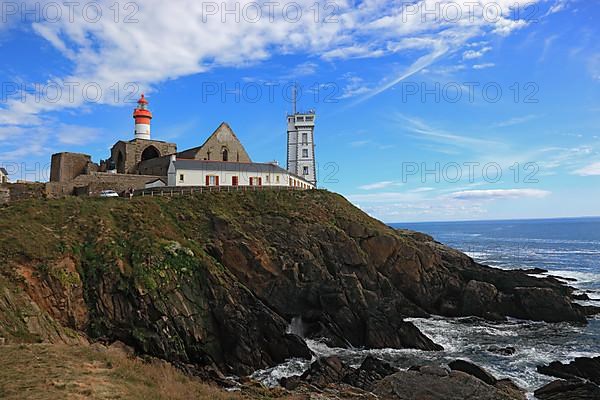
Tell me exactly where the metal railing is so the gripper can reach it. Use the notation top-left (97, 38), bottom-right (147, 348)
top-left (136, 185), bottom-right (312, 197)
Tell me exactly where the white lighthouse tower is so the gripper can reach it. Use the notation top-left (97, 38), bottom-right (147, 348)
top-left (133, 94), bottom-right (152, 140)
top-left (287, 86), bottom-right (317, 186)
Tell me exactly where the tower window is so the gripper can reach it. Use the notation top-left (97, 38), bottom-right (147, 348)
top-left (303, 166), bottom-right (309, 175)
top-left (302, 133), bottom-right (308, 144)
top-left (179, 174), bottom-right (184, 182)
top-left (222, 148), bottom-right (228, 162)
top-left (302, 149), bottom-right (309, 158)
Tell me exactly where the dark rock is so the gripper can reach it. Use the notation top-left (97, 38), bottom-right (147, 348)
top-left (572, 293), bottom-right (590, 301)
top-left (279, 375), bottom-right (302, 390)
top-left (418, 365), bottom-right (450, 377)
top-left (448, 359), bottom-right (497, 385)
top-left (535, 357), bottom-right (600, 399)
top-left (537, 357), bottom-right (600, 385)
top-left (516, 268), bottom-right (548, 274)
top-left (343, 355), bottom-right (398, 390)
top-left (373, 368), bottom-right (525, 400)
top-left (512, 287), bottom-right (586, 323)
top-left (534, 379), bottom-right (600, 399)
top-left (579, 305), bottom-right (600, 316)
top-left (300, 356), bottom-right (350, 387)
top-left (461, 280), bottom-right (505, 320)
top-left (547, 275), bottom-right (577, 282)
top-left (487, 345), bottom-right (517, 356)
top-left (496, 379), bottom-right (526, 399)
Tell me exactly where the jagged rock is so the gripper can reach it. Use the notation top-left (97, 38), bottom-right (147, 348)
top-left (297, 355), bottom-right (398, 392)
top-left (537, 357), bottom-right (600, 385)
top-left (280, 375), bottom-right (302, 390)
top-left (449, 359), bottom-right (497, 385)
top-left (534, 379), bottom-right (600, 399)
top-left (572, 293), bottom-right (589, 300)
top-left (535, 357), bottom-right (600, 399)
top-left (373, 368), bottom-right (525, 400)
top-left (517, 268), bottom-right (548, 275)
top-left (512, 287), bottom-right (586, 323)
top-left (461, 280), bottom-right (504, 320)
top-left (300, 356), bottom-right (351, 387)
top-left (487, 345), bottom-right (516, 356)
top-left (343, 355), bottom-right (398, 390)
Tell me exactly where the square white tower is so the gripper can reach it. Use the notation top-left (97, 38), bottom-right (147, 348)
top-left (287, 111), bottom-right (317, 186)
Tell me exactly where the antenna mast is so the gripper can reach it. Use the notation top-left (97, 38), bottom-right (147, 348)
top-left (292, 83), bottom-right (297, 115)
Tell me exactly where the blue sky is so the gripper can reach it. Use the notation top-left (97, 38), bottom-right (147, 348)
top-left (0, 0), bottom-right (599, 222)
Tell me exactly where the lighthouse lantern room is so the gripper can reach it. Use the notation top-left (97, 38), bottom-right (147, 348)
top-left (133, 94), bottom-right (152, 140)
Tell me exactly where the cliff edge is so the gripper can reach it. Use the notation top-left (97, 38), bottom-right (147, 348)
top-left (0, 190), bottom-right (593, 376)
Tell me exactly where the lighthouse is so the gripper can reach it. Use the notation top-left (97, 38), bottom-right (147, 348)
top-left (133, 94), bottom-right (152, 140)
top-left (287, 86), bottom-right (317, 186)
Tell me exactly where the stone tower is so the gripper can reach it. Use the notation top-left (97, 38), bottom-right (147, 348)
top-left (287, 86), bottom-right (317, 186)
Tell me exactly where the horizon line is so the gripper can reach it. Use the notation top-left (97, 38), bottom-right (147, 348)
top-left (389, 215), bottom-right (600, 225)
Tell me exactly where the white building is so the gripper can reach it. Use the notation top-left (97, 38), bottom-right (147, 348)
top-left (0, 168), bottom-right (8, 184)
top-left (167, 157), bottom-right (314, 189)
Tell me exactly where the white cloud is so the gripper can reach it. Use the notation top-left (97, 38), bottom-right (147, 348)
top-left (0, 0), bottom-right (551, 132)
top-left (494, 114), bottom-right (540, 127)
top-left (358, 181), bottom-right (400, 190)
top-left (397, 114), bottom-right (503, 149)
top-left (289, 62), bottom-right (318, 77)
top-left (473, 63), bottom-right (495, 69)
top-left (574, 162), bottom-right (600, 176)
top-left (448, 189), bottom-right (551, 200)
top-left (56, 124), bottom-right (102, 145)
top-left (349, 140), bottom-right (371, 147)
top-left (339, 75), bottom-right (372, 99)
top-left (463, 46), bottom-right (492, 60)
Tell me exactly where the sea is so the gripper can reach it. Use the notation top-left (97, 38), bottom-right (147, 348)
top-left (252, 217), bottom-right (600, 397)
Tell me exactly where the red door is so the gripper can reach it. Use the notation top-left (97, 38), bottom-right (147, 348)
top-left (249, 177), bottom-right (254, 186)
top-left (232, 176), bottom-right (238, 186)
top-left (205, 175), bottom-right (210, 186)
top-left (215, 176), bottom-right (219, 186)
top-left (258, 177), bottom-right (262, 186)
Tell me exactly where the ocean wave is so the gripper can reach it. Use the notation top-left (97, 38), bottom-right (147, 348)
top-left (251, 358), bottom-right (311, 387)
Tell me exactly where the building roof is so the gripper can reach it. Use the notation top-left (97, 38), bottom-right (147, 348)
top-left (176, 122), bottom-right (252, 162)
top-left (0, 168), bottom-right (8, 175)
top-left (173, 159), bottom-right (313, 185)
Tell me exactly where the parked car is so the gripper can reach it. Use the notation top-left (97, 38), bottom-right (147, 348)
top-left (99, 190), bottom-right (119, 198)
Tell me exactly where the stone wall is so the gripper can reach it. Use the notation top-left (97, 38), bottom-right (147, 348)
top-left (50, 153), bottom-right (95, 182)
top-left (46, 172), bottom-right (164, 197)
top-left (110, 139), bottom-right (177, 174)
top-left (0, 183), bottom-right (47, 204)
top-left (137, 155), bottom-right (171, 176)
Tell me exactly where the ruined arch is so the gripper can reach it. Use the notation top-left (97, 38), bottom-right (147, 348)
top-left (141, 145), bottom-right (160, 161)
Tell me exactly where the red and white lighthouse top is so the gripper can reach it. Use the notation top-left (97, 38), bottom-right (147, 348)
top-left (133, 94), bottom-right (152, 121)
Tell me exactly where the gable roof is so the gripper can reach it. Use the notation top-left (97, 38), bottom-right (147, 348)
top-left (177, 122), bottom-right (252, 162)
top-left (0, 168), bottom-right (8, 175)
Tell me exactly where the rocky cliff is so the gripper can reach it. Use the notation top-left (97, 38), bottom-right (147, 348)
top-left (0, 191), bottom-right (594, 377)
